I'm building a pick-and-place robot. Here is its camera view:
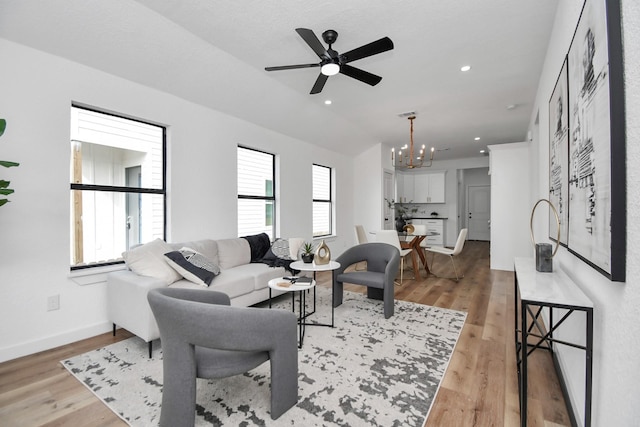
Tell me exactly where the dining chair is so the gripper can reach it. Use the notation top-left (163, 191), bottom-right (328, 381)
top-left (375, 230), bottom-right (414, 284)
top-left (354, 225), bottom-right (368, 244)
top-left (354, 225), bottom-right (368, 271)
top-left (425, 228), bottom-right (468, 281)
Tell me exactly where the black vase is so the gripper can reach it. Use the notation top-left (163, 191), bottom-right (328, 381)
top-left (301, 253), bottom-right (314, 263)
top-left (395, 217), bottom-right (406, 232)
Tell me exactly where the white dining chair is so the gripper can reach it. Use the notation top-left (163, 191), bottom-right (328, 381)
top-left (425, 228), bottom-right (468, 281)
top-left (354, 225), bottom-right (368, 271)
top-left (376, 230), bottom-right (414, 285)
top-left (354, 225), bottom-right (368, 244)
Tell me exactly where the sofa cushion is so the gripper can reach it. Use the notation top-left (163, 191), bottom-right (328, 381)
top-left (170, 270), bottom-right (255, 299)
top-left (122, 238), bottom-right (182, 285)
top-left (217, 238), bottom-right (251, 270)
top-left (228, 263), bottom-right (287, 291)
top-left (169, 239), bottom-right (219, 266)
top-left (164, 247), bottom-right (220, 287)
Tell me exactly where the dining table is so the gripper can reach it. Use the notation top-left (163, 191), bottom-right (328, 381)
top-left (372, 227), bottom-right (437, 280)
top-left (399, 229), bottom-right (435, 280)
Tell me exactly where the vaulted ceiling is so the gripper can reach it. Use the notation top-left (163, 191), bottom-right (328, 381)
top-left (0, 0), bottom-right (558, 159)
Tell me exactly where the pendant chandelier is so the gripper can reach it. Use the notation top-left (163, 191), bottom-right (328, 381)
top-left (391, 115), bottom-right (435, 169)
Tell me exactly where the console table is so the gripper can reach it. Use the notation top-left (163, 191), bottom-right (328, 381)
top-left (514, 257), bottom-right (594, 427)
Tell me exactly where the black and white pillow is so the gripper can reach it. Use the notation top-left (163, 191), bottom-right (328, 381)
top-left (270, 238), bottom-right (293, 260)
top-left (164, 247), bottom-right (220, 287)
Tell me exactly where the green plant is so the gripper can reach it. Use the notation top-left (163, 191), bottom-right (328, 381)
top-left (385, 198), bottom-right (418, 218)
top-left (302, 241), bottom-right (314, 255)
top-left (0, 119), bottom-right (19, 207)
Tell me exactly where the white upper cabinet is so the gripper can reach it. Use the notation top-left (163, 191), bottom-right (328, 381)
top-left (404, 171), bottom-right (446, 203)
top-left (396, 173), bottom-right (414, 203)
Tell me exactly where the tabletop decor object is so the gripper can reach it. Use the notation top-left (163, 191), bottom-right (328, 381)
top-left (530, 199), bottom-right (560, 272)
top-left (314, 239), bottom-right (331, 265)
top-left (301, 242), bottom-right (315, 263)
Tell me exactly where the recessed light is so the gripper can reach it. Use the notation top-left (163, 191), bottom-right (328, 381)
top-left (474, 137), bottom-right (481, 141)
top-left (506, 104), bottom-right (516, 110)
top-left (460, 65), bottom-right (471, 72)
top-left (324, 100), bottom-right (332, 105)
top-left (480, 149), bottom-right (486, 154)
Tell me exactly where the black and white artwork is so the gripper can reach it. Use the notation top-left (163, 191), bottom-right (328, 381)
top-left (567, 0), bottom-right (625, 281)
top-left (549, 58), bottom-right (569, 246)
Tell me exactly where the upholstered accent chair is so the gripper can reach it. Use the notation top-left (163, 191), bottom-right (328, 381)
top-left (332, 242), bottom-right (400, 319)
top-left (147, 287), bottom-right (298, 426)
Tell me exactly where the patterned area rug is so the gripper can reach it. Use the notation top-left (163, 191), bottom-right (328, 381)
top-left (62, 288), bottom-right (466, 426)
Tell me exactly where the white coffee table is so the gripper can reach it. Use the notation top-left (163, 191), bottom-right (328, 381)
top-left (289, 260), bottom-right (341, 328)
top-left (268, 277), bottom-right (316, 348)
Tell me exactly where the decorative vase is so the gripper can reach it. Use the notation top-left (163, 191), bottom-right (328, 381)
top-left (301, 253), bottom-right (314, 263)
top-left (314, 240), bottom-right (331, 265)
top-left (395, 217), bottom-right (406, 232)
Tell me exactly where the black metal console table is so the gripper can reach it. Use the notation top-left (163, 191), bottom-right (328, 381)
top-left (514, 257), bottom-right (594, 427)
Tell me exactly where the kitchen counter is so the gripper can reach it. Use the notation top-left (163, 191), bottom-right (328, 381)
top-left (409, 217), bottom-right (448, 220)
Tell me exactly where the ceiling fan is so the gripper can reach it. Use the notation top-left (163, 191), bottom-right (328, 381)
top-left (265, 28), bottom-right (394, 94)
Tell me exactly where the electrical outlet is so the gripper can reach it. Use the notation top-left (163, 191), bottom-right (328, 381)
top-left (47, 294), bottom-right (60, 311)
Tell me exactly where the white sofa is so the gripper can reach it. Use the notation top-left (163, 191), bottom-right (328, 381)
top-left (107, 236), bottom-right (303, 356)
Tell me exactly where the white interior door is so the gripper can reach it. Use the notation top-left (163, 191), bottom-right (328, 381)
top-left (383, 169), bottom-right (394, 230)
top-left (467, 185), bottom-right (491, 241)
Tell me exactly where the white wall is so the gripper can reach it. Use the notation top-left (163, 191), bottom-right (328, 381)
top-left (353, 143), bottom-right (385, 242)
top-left (0, 39), bottom-right (356, 362)
top-left (488, 142), bottom-right (532, 271)
top-left (525, 0), bottom-right (640, 424)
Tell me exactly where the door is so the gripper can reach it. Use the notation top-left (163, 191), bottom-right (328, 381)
top-left (467, 185), bottom-right (491, 241)
top-left (383, 169), bottom-right (394, 230)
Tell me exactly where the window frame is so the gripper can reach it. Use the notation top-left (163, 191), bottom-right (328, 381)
top-left (69, 104), bottom-right (167, 270)
top-left (312, 163), bottom-right (333, 238)
top-left (237, 145), bottom-right (277, 238)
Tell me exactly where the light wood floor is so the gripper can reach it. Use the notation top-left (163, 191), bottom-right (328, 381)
top-left (0, 241), bottom-right (570, 426)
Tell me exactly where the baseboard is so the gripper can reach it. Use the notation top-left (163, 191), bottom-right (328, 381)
top-left (0, 321), bottom-right (113, 363)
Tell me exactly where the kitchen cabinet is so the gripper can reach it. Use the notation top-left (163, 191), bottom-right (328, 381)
top-left (397, 171), bottom-right (446, 203)
top-left (411, 218), bottom-right (444, 246)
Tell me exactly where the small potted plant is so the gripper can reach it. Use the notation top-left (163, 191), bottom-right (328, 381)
top-left (430, 211), bottom-right (439, 217)
top-left (301, 242), bottom-right (315, 263)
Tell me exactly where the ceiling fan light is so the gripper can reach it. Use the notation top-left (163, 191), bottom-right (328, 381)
top-left (321, 63), bottom-right (340, 76)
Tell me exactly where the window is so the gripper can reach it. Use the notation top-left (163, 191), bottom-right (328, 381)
top-left (313, 164), bottom-right (332, 237)
top-left (237, 146), bottom-right (275, 239)
top-left (70, 105), bottom-right (166, 269)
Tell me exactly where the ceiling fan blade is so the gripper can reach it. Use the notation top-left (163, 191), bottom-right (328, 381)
top-left (265, 63), bottom-right (320, 71)
top-left (339, 64), bottom-right (382, 86)
top-left (295, 28), bottom-right (328, 58)
top-left (310, 73), bottom-right (329, 94)
top-left (341, 37), bottom-right (394, 63)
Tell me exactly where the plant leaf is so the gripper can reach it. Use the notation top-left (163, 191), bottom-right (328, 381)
top-left (0, 199), bottom-right (8, 206)
top-left (0, 180), bottom-right (9, 188)
top-left (0, 161), bottom-right (19, 168)
top-left (0, 189), bottom-right (14, 195)
top-left (0, 119), bottom-right (5, 137)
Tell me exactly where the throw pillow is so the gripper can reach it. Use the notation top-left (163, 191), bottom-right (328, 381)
top-left (164, 247), bottom-right (220, 287)
top-left (122, 238), bottom-right (182, 285)
top-left (270, 238), bottom-right (292, 260)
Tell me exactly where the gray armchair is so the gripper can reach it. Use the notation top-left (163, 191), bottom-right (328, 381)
top-left (333, 242), bottom-right (400, 319)
top-left (147, 287), bottom-right (298, 426)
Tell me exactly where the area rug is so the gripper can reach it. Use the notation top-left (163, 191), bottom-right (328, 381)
top-left (62, 288), bottom-right (466, 426)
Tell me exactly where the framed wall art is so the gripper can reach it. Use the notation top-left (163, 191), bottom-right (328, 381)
top-left (549, 57), bottom-right (569, 246)
top-left (566, 0), bottom-right (625, 281)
